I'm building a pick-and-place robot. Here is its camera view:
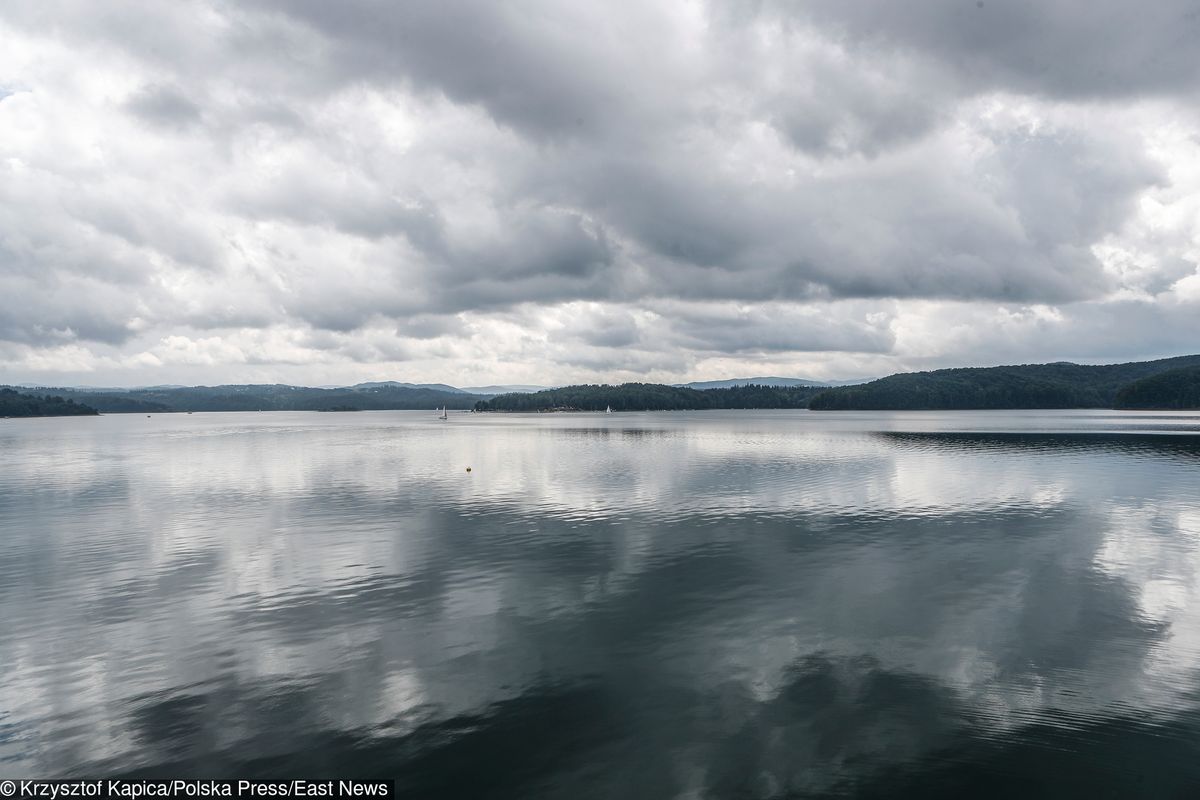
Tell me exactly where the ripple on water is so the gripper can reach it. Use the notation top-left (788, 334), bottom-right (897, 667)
top-left (2, 411), bottom-right (1200, 792)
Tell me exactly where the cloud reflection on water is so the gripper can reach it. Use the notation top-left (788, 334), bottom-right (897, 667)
top-left (1, 411), bottom-right (1199, 796)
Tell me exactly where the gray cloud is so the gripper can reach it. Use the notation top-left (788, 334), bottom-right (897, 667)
top-left (243, 0), bottom-right (679, 142)
top-left (0, 0), bottom-right (1197, 382)
top-left (122, 84), bottom-right (203, 129)
top-left (6, 411), bottom-right (1195, 784)
top-left (785, 0), bottom-right (1200, 99)
top-left (0, 274), bottom-right (139, 345)
top-left (661, 302), bottom-right (896, 355)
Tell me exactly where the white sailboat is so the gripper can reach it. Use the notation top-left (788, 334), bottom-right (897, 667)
top-left (439, 406), bottom-right (448, 420)
top-left (605, 405), bottom-right (612, 413)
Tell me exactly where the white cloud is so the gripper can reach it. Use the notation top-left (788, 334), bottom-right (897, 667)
top-left (1, 1), bottom-right (1199, 385)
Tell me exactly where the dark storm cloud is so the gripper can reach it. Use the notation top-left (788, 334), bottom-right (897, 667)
top-left (770, 74), bottom-right (945, 158)
top-left (0, 0), bottom-right (1197, 376)
top-left (419, 208), bottom-right (614, 293)
top-left (243, 0), bottom-right (659, 142)
top-left (544, 120), bottom-right (1158, 305)
top-left (785, 0), bottom-right (1200, 99)
top-left (226, 0), bottom-right (1170, 308)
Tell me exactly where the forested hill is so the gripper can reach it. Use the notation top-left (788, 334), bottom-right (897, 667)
top-left (474, 383), bottom-right (822, 412)
top-left (12, 384), bottom-right (482, 413)
top-left (1114, 366), bottom-right (1200, 409)
top-left (0, 388), bottom-right (99, 417)
top-left (808, 355), bottom-right (1200, 410)
top-left (15, 355), bottom-right (1200, 415)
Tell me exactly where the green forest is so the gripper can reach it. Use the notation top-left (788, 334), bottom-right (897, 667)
top-left (0, 388), bottom-right (99, 417)
top-left (808, 355), bottom-right (1200, 410)
top-left (12, 383), bottom-right (481, 413)
top-left (474, 383), bottom-right (822, 412)
top-left (1114, 366), bottom-right (1200, 409)
top-left (9, 353), bottom-right (1200, 416)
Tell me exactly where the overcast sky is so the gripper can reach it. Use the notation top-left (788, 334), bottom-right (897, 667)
top-left (2, 1), bottom-right (1199, 387)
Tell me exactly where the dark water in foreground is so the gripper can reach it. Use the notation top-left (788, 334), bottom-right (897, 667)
top-left (3, 410), bottom-right (1200, 797)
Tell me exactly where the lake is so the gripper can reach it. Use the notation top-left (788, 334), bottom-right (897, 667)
top-left (2, 409), bottom-right (1200, 797)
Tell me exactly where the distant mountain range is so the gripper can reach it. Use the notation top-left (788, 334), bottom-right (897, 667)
top-left (2, 383), bottom-right (482, 414)
top-left (8, 376), bottom-right (862, 397)
top-left (677, 376), bottom-right (872, 390)
top-left (477, 382), bottom-right (823, 412)
top-left (352, 381), bottom-right (467, 394)
top-left (460, 384), bottom-right (553, 395)
top-left (479, 359), bottom-right (1200, 412)
top-left (0, 375), bottom-right (867, 415)
top-left (352, 381), bottom-right (559, 395)
top-left (12, 359), bottom-right (1195, 415)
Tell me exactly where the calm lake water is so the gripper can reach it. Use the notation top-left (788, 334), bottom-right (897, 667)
top-left (3, 409), bottom-right (1200, 797)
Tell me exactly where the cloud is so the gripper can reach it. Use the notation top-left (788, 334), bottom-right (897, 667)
top-left (6, 416), bottom-right (1198, 786)
top-left (784, 0), bottom-right (1200, 100)
top-left (0, 1), bottom-right (1198, 383)
top-left (122, 83), bottom-right (203, 129)
top-left (654, 300), bottom-right (896, 355)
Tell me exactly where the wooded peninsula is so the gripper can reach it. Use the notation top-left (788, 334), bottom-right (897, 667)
top-left (0, 388), bottom-right (99, 418)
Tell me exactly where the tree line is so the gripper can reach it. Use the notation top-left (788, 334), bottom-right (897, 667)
top-left (1114, 366), bottom-right (1200, 409)
top-left (17, 383), bottom-right (480, 413)
top-left (474, 383), bottom-right (822, 412)
top-left (11, 353), bottom-right (1200, 417)
top-left (808, 355), bottom-right (1200, 410)
top-left (0, 388), bottom-right (99, 417)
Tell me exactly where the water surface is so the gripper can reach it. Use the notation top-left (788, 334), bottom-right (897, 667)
top-left (2, 410), bottom-right (1200, 797)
